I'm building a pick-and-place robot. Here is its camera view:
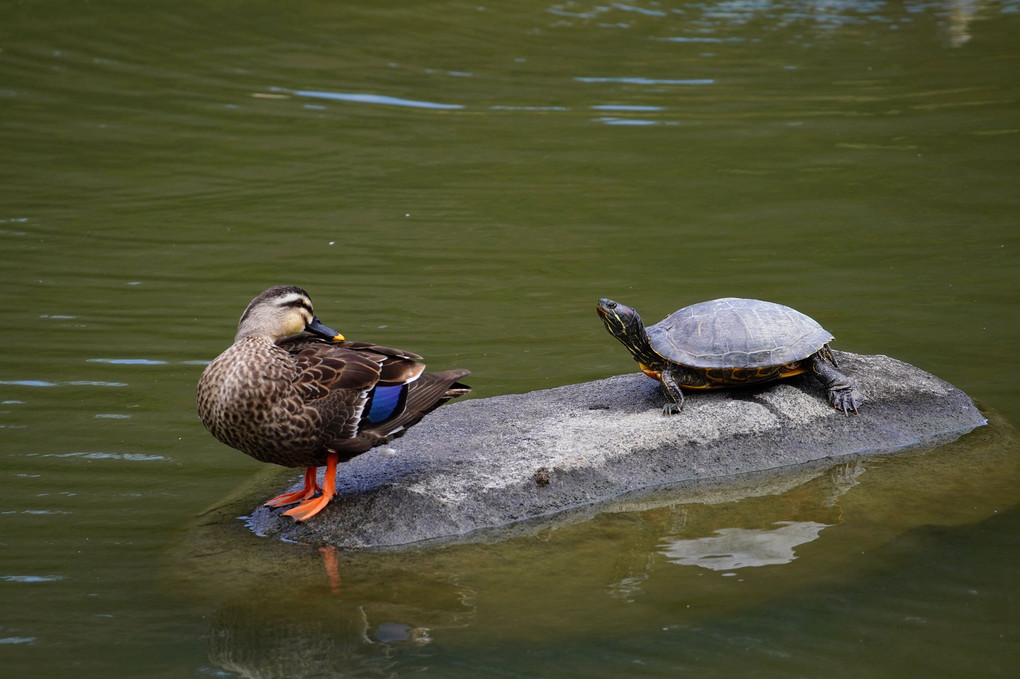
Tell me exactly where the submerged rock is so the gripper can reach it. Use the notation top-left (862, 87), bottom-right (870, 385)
top-left (246, 352), bottom-right (986, 549)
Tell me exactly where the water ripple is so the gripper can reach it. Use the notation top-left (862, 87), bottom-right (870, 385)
top-left (69, 381), bottom-right (130, 386)
top-left (291, 90), bottom-right (464, 110)
top-left (1, 575), bottom-right (65, 583)
top-left (0, 636), bottom-right (36, 644)
top-left (597, 117), bottom-right (671, 126)
top-left (86, 358), bottom-right (167, 365)
top-left (35, 452), bottom-right (169, 462)
top-left (592, 105), bottom-right (665, 112)
top-left (0, 380), bottom-right (128, 387)
top-left (576, 76), bottom-right (716, 85)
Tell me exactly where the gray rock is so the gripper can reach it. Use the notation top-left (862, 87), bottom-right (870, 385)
top-left (247, 352), bottom-right (986, 549)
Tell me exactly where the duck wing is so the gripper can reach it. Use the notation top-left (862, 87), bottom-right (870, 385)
top-left (275, 337), bottom-right (468, 457)
top-left (277, 337), bottom-right (426, 398)
top-left (361, 368), bottom-right (471, 439)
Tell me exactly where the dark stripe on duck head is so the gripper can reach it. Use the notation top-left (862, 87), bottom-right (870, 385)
top-left (239, 285), bottom-right (314, 326)
top-left (278, 297), bottom-right (314, 312)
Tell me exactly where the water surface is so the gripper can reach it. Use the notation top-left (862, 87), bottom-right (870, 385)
top-left (1, 1), bottom-right (1018, 677)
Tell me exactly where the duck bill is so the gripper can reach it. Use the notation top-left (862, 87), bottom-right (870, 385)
top-left (307, 317), bottom-right (344, 341)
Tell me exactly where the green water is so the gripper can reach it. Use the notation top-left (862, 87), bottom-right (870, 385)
top-left (2, 1), bottom-right (1018, 676)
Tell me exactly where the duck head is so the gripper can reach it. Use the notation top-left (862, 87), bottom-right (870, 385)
top-left (234, 285), bottom-right (345, 342)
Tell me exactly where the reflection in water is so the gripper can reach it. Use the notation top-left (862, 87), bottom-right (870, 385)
top-left (660, 520), bottom-right (830, 570)
top-left (948, 0), bottom-right (987, 46)
top-left (654, 462), bottom-right (867, 572)
top-left (204, 553), bottom-right (473, 678)
top-left (209, 607), bottom-right (408, 679)
top-left (174, 423), bottom-right (1019, 678)
top-left (553, 0), bottom-right (990, 48)
top-left (603, 460), bottom-right (862, 598)
top-left (206, 576), bottom-right (469, 678)
top-left (825, 459), bottom-right (866, 505)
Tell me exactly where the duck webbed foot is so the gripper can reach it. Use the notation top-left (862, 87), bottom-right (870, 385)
top-left (264, 466), bottom-right (321, 507)
top-left (282, 453), bottom-right (340, 522)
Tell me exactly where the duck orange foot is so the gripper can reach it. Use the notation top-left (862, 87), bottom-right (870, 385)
top-left (266, 453), bottom-right (339, 522)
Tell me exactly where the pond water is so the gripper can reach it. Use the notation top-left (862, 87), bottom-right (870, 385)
top-left (1, 1), bottom-right (1017, 677)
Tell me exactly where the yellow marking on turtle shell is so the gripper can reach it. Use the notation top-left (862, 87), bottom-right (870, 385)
top-left (639, 363), bottom-right (661, 380)
top-left (682, 362), bottom-right (810, 390)
top-left (776, 362), bottom-right (809, 379)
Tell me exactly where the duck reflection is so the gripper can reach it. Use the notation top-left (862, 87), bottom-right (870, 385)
top-left (204, 553), bottom-right (473, 678)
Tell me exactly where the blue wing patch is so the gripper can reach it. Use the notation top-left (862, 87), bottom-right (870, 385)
top-left (366, 384), bottom-right (408, 425)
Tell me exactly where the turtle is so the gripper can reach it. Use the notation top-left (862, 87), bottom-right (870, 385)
top-left (597, 297), bottom-right (865, 416)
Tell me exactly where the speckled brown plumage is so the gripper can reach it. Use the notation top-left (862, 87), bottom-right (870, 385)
top-left (196, 285), bottom-right (470, 520)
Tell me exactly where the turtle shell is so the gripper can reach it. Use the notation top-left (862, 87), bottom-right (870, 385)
top-left (645, 298), bottom-right (833, 369)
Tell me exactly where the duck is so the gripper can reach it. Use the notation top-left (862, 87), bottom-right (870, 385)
top-left (196, 285), bottom-right (471, 522)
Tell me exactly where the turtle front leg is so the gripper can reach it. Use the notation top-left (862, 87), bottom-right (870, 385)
top-left (659, 369), bottom-right (686, 416)
top-left (809, 347), bottom-right (866, 415)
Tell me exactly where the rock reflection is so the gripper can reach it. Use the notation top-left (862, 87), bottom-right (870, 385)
top-left (601, 461), bottom-right (859, 598)
top-left (947, 0), bottom-right (988, 47)
top-left (660, 520), bottom-right (830, 570)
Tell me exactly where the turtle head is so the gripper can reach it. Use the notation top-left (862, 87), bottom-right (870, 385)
top-left (597, 298), bottom-right (646, 344)
top-left (598, 298), bottom-right (661, 368)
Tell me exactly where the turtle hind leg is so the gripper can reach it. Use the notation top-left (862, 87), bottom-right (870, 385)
top-left (809, 347), bottom-right (866, 415)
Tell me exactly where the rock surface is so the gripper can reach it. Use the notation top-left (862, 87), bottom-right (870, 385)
top-left (247, 352), bottom-right (986, 549)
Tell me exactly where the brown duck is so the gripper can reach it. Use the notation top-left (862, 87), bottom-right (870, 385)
top-left (196, 285), bottom-right (470, 521)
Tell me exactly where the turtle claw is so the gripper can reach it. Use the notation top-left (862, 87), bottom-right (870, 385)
top-left (662, 403), bottom-right (683, 416)
top-left (829, 387), bottom-right (865, 416)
